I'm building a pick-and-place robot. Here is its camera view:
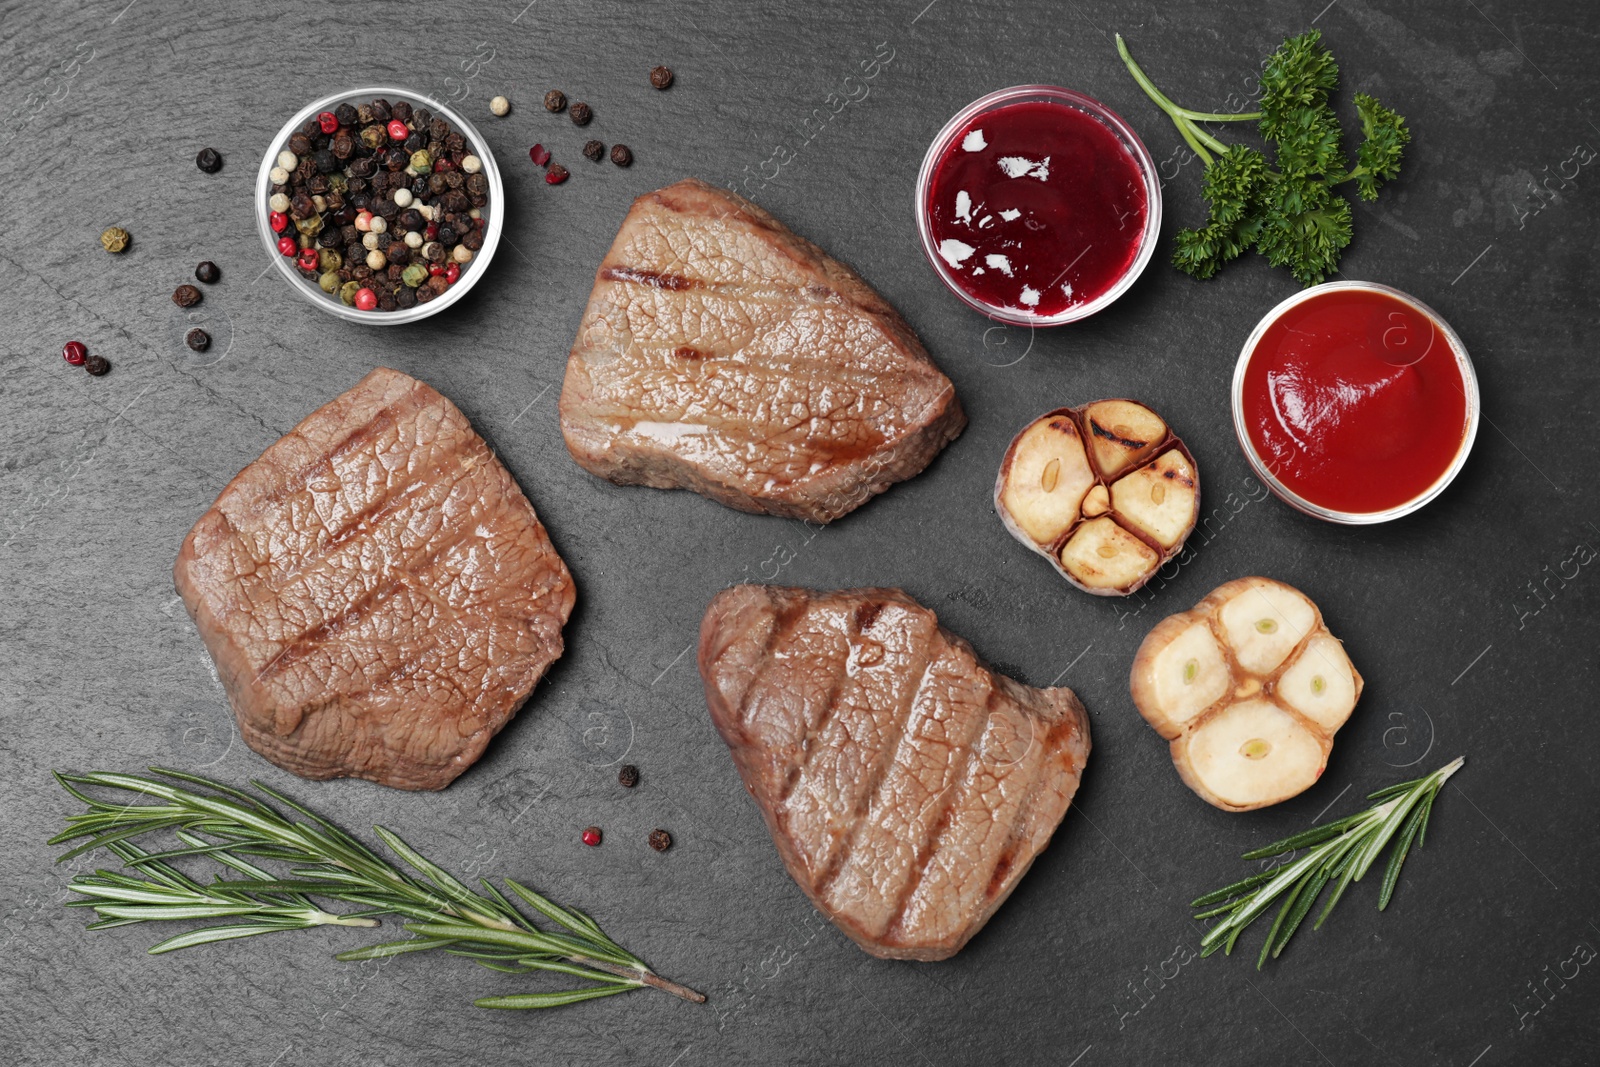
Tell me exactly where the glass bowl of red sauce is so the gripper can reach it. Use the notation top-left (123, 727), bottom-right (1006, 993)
top-left (1232, 281), bottom-right (1480, 524)
top-left (915, 86), bottom-right (1160, 325)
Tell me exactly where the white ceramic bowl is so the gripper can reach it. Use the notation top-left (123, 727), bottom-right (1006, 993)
top-left (1231, 280), bottom-right (1480, 524)
top-left (255, 86), bottom-right (503, 325)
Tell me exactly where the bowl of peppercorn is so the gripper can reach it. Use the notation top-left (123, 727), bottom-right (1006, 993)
top-left (256, 87), bottom-right (502, 323)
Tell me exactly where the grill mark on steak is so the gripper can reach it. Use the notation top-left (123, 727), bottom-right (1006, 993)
top-left (811, 642), bottom-right (936, 899)
top-left (252, 519), bottom-right (475, 686)
top-left (599, 265), bottom-right (699, 290)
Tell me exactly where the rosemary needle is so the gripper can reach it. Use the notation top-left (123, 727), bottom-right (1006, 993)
top-left (49, 767), bottom-right (705, 1010)
top-left (1191, 756), bottom-right (1464, 969)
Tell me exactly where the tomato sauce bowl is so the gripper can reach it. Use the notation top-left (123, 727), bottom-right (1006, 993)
top-left (915, 85), bottom-right (1161, 326)
top-left (1232, 281), bottom-right (1481, 524)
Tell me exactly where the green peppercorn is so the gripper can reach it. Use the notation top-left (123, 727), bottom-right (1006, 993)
top-left (318, 249), bottom-right (343, 273)
top-left (100, 226), bottom-right (131, 253)
top-left (338, 280), bottom-right (361, 306)
top-left (401, 263), bottom-right (429, 288)
top-left (319, 271), bottom-right (341, 293)
top-left (360, 124), bottom-right (387, 150)
top-left (409, 149), bottom-right (432, 173)
top-left (294, 214), bottom-right (323, 236)
top-left (328, 172), bottom-right (348, 193)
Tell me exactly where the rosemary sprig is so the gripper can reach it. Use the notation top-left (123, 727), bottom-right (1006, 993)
top-left (1192, 756), bottom-right (1463, 968)
top-left (50, 768), bottom-right (705, 1009)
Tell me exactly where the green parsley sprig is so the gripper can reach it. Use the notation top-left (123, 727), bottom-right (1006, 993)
top-left (1118, 30), bottom-right (1409, 285)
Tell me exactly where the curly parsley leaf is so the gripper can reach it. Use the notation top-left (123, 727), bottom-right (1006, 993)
top-left (1117, 30), bottom-right (1408, 286)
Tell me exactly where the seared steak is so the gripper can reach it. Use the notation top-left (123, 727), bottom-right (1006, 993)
top-left (560, 179), bottom-right (965, 523)
top-left (698, 585), bottom-right (1091, 960)
top-left (174, 368), bottom-right (576, 790)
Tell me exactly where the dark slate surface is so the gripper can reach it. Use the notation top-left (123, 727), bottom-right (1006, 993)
top-left (2, 1), bottom-right (1596, 1064)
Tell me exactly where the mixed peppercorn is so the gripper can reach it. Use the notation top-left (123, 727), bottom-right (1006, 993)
top-left (268, 96), bottom-right (490, 313)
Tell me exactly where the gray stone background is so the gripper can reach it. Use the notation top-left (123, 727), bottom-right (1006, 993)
top-left (2, 0), bottom-right (1596, 1064)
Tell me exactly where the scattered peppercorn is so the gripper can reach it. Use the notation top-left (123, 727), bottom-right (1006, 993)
top-left (544, 89), bottom-right (567, 113)
top-left (490, 96), bottom-right (511, 117)
top-left (529, 143), bottom-right (551, 167)
top-left (618, 764), bottom-right (640, 788)
top-left (546, 163), bottom-right (569, 185)
top-left (195, 147), bottom-right (223, 173)
top-left (648, 829), bottom-right (672, 852)
top-left (581, 826), bottom-right (602, 847)
top-left (194, 261), bottom-right (221, 284)
top-left (610, 144), bottom-right (632, 167)
top-left (99, 227), bottom-right (131, 253)
top-left (650, 66), bottom-right (674, 90)
top-left (83, 355), bottom-right (111, 377)
top-left (172, 284), bottom-right (202, 308)
top-left (184, 328), bottom-right (211, 352)
top-left (569, 102), bottom-right (592, 126)
top-left (62, 341), bottom-right (87, 366)
top-left (583, 140), bottom-right (604, 162)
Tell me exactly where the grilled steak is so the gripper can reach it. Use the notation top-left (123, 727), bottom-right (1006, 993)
top-left (174, 368), bottom-right (576, 791)
top-left (698, 585), bottom-right (1091, 960)
top-left (560, 179), bottom-right (966, 523)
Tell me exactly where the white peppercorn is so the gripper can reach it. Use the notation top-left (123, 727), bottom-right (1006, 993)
top-left (489, 96), bottom-right (510, 117)
top-left (461, 155), bottom-right (482, 174)
top-left (451, 244), bottom-right (473, 264)
top-left (404, 231), bottom-right (423, 248)
top-left (393, 188), bottom-right (413, 207)
top-left (276, 150), bottom-right (298, 170)
top-left (269, 192), bottom-right (291, 213)
top-left (363, 232), bottom-right (381, 250)
top-left (366, 249), bottom-right (387, 270)
top-left (368, 215), bottom-right (387, 234)
top-left (269, 166), bottom-right (290, 185)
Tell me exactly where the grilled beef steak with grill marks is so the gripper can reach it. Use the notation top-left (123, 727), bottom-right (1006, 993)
top-left (174, 368), bottom-right (576, 791)
top-left (560, 178), bottom-right (966, 523)
top-left (698, 584), bottom-right (1092, 960)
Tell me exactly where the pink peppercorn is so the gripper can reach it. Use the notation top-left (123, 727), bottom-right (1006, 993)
top-left (529, 144), bottom-right (550, 167)
top-left (387, 119), bottom-right (409, 141)
top-left (581, 827), bottom-right (602, 847)
top-left (269, 211), bottom-right (289, 234)
top-left (353, 288), bottom-right (378, 311)
top-left (276, 236), bottom-right (298, 257)
top-left (62, 341), bottom-right (87, 366)
top-left (444, 263), bottom-right (461, 285)
top-left (318, 111), bottom-right (339, 134)
top-left (296, 247), bottom-right (320, 272)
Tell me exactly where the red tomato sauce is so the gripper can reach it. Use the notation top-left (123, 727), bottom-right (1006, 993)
top-left (1240, 288), bottom-right (1470, 514)
top-left (925, 101), bottom-right (1147, 317)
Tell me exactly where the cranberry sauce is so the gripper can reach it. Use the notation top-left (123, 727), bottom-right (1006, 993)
top-left (925, 100), bottom-right (1148, 317)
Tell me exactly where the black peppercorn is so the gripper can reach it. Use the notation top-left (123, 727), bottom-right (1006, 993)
top-left (405, 131), bottom-right (426, 154)
top-left (375, 197), bottom-right (399, 219)
top-left (318, 228), bottom-right (341, 248)
top-left (387, 243), bottom-right (411, 266)
top-left (289, 193), bottom-right (315, 219)
top-left (610, 144), bottom-right (632, 166)
top-left (429, 117), bottom-right (449, 140)
top-left (195, 261), bottom-right (221, 284)
top-left (398, 208), bottom-right (424, 231)
top-left (348, 157), bottom-right (376, 179)
top-left (569, 102), bottom-right (592, 125)
top-left (618, 765), bottom-right (640, 788)
top-left (314, 148), bottom-right (337, 174)
top-left (583, 139), bottom-right (604, 162)
top-left (410, 176), bottom-right (431, 199)
top-left (370, 98), bottom-right (392, 122)
top-left (396, 285), bottom-right (417, 309)
top-left (356, 103), bottom-right (375, 126)
top-left (650, 65), bottom-right (674, 89)
top-left (463, 227), bottom-right (485, 251)
top-left (465, 173), bottom-right (489, 196)
top-left (391, 100), bottom-right (412, 124)
top-left (437, 224), bottom-right (458, 246)
top-left (543, 89), bottom-right (566, 112)
top-left (83, 354), bottom-right (111, 376)
top-left (414, 108), bottom-right (432, 129)
top-left (299, 118), bottom-right (320, 138)
top-left (184, 328), bottom-right (210, 352)
top-left (335, 102), bottom-right (358, 126)
top-left (308, 173), bottom-right (330, 195)
top-left (648, 829), bottom-right (672, 852)
top-left (288, 132), bottom-right (312, 157)
top-left (385, 147), bottom-right (409, 171)
top-left (331, 131), bottom-right (355, 159)
top-left (172, 284), bottom-right (202, 308)
top-left (195, 147), bottom-right (223, 173)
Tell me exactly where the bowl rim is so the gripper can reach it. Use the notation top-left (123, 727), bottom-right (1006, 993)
top-left (1230, 279), bottom-right (1481, 525)
top-left (913, 84), bottom-right (1162, 327)
top-left (255, 85), bottom-right (504, 326)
